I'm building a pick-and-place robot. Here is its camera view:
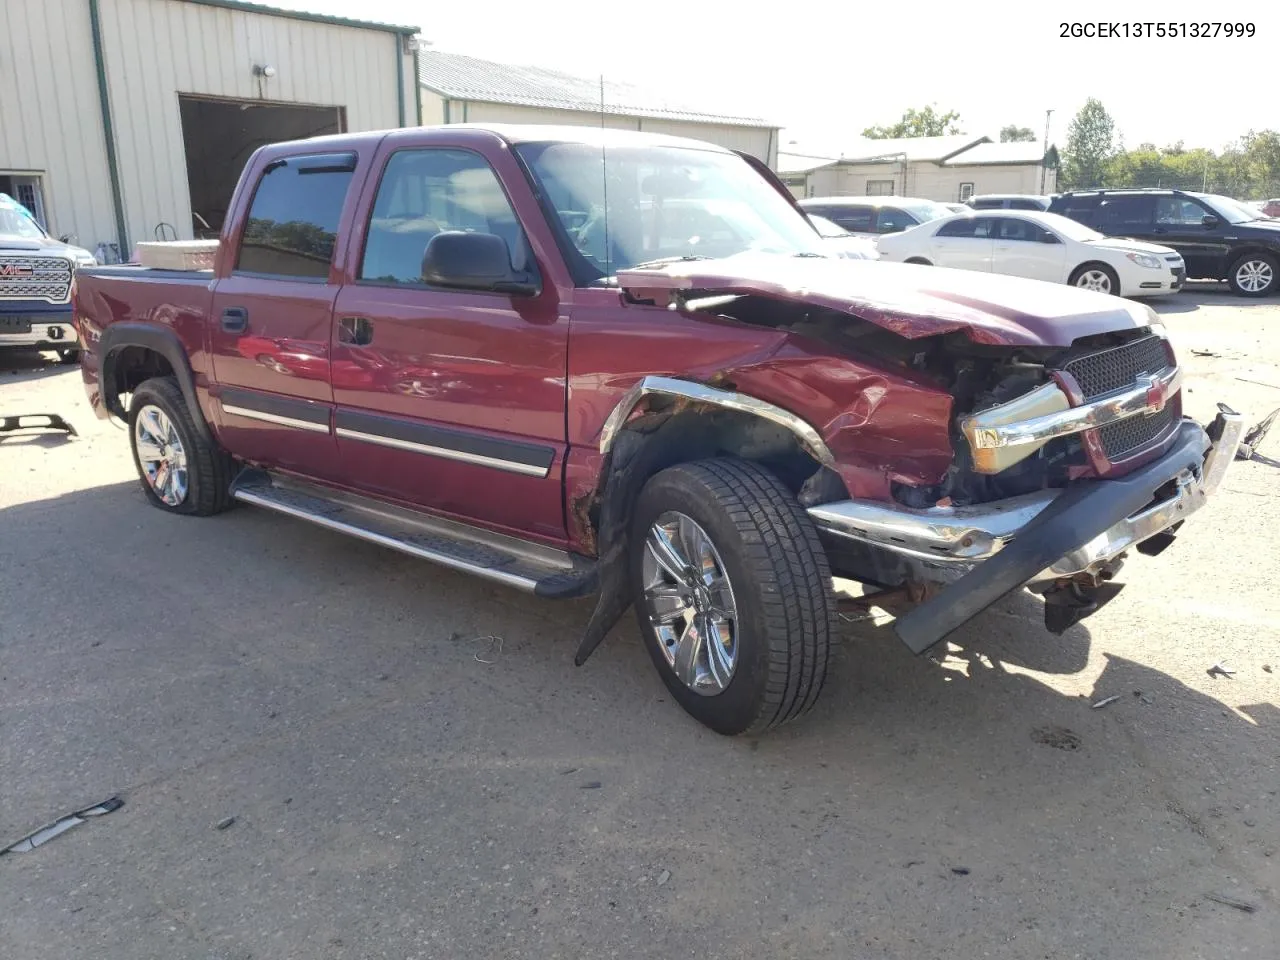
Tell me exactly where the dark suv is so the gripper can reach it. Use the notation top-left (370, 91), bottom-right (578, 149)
top-left (1048, 189), bottom-right (1280, 296)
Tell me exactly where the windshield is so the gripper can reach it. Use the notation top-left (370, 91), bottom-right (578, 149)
top-left (515, 142), bottom-right (827, 284)
top-left (1042, 212), bottom-right (1104, 242)
top-left (1198, 194), bottom-right (1258, 224)
top-left (807, 214), bottom-right (849, 238)
top-left (0, 202), bottom-right (47, 240)
top-left (900, 200), bottom-right (952, 223)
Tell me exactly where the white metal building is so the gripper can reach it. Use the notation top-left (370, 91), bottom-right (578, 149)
top-left (0, 0), bottom-right (420, 259)
top-left (779, 136), bottom-right (1057, 203)
top-left (418, 51), bottom-right (781, 168)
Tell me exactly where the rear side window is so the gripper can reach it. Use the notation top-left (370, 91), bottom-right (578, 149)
top-left (360, 148), bottom-right (532, 285)
top-left (969, 197), bottom-right (1002, 209)
top-left (810, 205), bottom-right (874, 233)
top-left (236, 153), bottom-right (356, 279)
top-left (1098, 195), bottom-right (1156, 231)
top-left (1009, 198), bottom-right (1043, 210)
top-left (876, 207), bottom-right (917, 233)
top-left (1054, 195), bottom-right (1099, 223)
top-left (937, 218), bottom-right (980, 238)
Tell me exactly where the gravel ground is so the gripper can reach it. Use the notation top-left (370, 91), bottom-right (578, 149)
top-left (1, 286), bottom-right (1277, 959)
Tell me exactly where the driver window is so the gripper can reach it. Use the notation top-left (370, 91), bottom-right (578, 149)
top-left (360, 148), bottom-right (531, 285)
top-left (1155, 197), bottom-right (1209, 226)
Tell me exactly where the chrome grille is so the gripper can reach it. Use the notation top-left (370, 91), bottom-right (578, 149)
top-left (1061, 334), bottom-right (1178, 464)
top-left (0, 256), bottom-right (73, 303)
top-left (1062, 335), bottom-right (1170, 399)
top-left (1098, 402), bottom-right (1177, 459)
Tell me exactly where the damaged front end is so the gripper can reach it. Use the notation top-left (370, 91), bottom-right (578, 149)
top-left (804, 324), bottom-right (1245, 650)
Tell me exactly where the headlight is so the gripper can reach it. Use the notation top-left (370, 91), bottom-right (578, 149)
top-left (1126, 252), bottom-right (1162, 269)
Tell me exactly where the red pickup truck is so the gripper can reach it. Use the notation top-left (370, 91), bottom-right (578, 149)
top-left (73, 124), bottom-right (1244, 736)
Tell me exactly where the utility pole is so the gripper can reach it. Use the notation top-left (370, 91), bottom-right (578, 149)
top-left (1040, 108), bottom-right (1054, 194)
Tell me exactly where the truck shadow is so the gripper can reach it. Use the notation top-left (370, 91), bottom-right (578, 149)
top-left (0, 351), bottom-right (79, 385)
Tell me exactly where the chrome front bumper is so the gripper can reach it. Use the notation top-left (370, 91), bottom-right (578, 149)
top-left (0, 320), bottom-right (78, 349)
top-left (809, 409), bottom-right (1246, 584)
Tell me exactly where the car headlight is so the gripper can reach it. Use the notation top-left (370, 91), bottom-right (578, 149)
top-left (1126, 252), bottom-right (1162, 269)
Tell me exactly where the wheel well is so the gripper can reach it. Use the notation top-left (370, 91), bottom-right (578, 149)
top-left (1228, 247), bottom-right (1279, 268)
top-left (905, 257), bottom-right (931, 265)
top-left (1070, 261), bottom-right (1116, 280)
top-left (105, 346), bottom-right (174, 418)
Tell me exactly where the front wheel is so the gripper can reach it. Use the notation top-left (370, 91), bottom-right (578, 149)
top-left (629, 459), bottom-right (834, 736)
top-left (128, 376), bottom-right (234, 516)
top-left (1227, 253), bottom-right (1277, 297)
top-left (1070, 262), bottom-right (1120, 295)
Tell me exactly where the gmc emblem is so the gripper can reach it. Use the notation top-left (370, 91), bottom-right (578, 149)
top-left (0, 264), bottom-right (35, 278)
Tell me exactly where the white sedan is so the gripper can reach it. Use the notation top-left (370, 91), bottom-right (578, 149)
top-left (875, 209), bottom-right (1186, 297)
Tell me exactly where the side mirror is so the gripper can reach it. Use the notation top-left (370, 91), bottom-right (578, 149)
top-left (1202, 214), bottom-right (1221, 228)
top-left (58, 233), bottom-right (76, 244)
top-left (420, 231), bottom-right (539, 296)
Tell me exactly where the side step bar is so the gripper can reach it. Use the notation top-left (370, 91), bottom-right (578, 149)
top-left (229, 469), bottom-right (597, 599)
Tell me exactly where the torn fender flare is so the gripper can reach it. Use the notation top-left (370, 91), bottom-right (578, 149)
top-left (598, 375), bottom-right (836, 468)
top-left (893, 419), bottom-right (1215, 654)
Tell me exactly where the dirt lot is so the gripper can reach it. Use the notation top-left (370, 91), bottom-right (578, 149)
top-left (1, 286), bottom-right (1277, 959)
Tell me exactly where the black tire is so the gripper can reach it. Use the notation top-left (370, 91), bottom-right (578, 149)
top-left (904, 257), bottom-right (932, 265)
top-left (1069, 262), bottom-right (1121, 296)
top-left (629, 458), bottom-right (834, 736)
top-left (1226, 252), bottom-right (1277, 297)
top-left (57, 348), bottom-right (81, 365)
top-left (128, 376), bottom-right (234, 516)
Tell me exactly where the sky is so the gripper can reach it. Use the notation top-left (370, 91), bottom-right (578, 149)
top-left (264, 0), bottom-right (1276, 152)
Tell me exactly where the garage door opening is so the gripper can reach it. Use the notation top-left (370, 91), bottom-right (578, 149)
top-left (178, 95), bottom-right (345, 238)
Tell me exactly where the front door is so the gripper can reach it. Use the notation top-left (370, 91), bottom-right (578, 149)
top-left (992, 216), bottom-right (1065, 282)
top-left (208, 151), bottom-right (359, 478)
top-left (1150, 195), bottom-right (1232, 279)
top-left (329, 145), bottom-right (569, 541)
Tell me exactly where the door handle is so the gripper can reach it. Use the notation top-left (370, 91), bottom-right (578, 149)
top-left (338, 316), bottom-right (374, 346)
top-left (221, 306), bottom-right (248, 333)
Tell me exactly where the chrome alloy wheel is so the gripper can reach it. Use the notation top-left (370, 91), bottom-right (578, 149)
top-left (1075, 268), bottom-right (1113, 293)
top-left (1235, 258), bottom-right (1274, 293)
top-left (134, 404), bottom-right (189, 507)
top-left (641, 511), bottom-right (739, 696)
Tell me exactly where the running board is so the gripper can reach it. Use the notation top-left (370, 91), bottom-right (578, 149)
top-left (229, 469), bottom-right (597, 599)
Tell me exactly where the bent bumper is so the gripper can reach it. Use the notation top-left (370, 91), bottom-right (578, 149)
top-left (0, 320), bottom-right (78, 350)
top-left (809, 408), bottom-right (1245, 652)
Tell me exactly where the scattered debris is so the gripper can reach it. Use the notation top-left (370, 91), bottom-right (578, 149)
top-left (1091, 695), bottom-right (1121, 710)
top-left (473, 636), bottom-right (503, 664)
top-left (837, 611), bottom-right (875, 623)
top-left (215, 816), bottom-right (236, 831)
top-left (1208, 663), bottom-right (1237, 679)
top-left (376, 673), bottom-right (389, 682)
top-left (0, 797), bottom-right (123, 856)
top-left (951, 867), bottom-right (971, 876)
top-left (1203, 892), bottom-right (1257, 914)
top-left (1032, 726), bottom-right (1081, 751)
top-left (559, 767), bottom-right (578, 775)
top-left (0, 413), bottom-right (77, 437)
top-left (657, 869), bottom-right (671, 886)
top-left (1235, 376), bottom-right (1280, 391)
top-left (580, 781), bottom-right (603, 790)
top-left (1264, 665), bottom-right (1274, 674)
top-left (1190, 348), bottom-right (1219, 357)
top-left (904, 860), bottom-right (924, 868)
top-left (1237, 406), bottom-right (1279, 461)
top-left (1140, 695), bottom-right (1154, 705)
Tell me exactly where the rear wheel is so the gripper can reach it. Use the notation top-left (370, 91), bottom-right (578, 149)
top-left (905, 257), bottom-right (932, 265)
top-left (1070, 262), bottom-right (1120, 295)
top-left (128, 376), bottom-right (234, 516)
top-left (1227, 253), bottom-right (1277, 297)
top-left (629, 458), bottom-right (834, 736)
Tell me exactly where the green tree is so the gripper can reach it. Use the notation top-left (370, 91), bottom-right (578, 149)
top-left (863, 105), bottom-right (962, 139)
top-left (1000, 125), bottom-right (1037, 143)
top-left (1061, 98), bottom-right (1116, 189)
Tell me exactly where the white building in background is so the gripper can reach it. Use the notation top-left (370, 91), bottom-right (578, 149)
top-left (417, 50), bottom-right (781, 168)
top-left (0, 0), bottom-right (419, 258)
top-left (779, 135), bottom-right (1057, 202)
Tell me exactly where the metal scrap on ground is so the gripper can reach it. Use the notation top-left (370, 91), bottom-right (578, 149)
top-left (0, 797), bottom-right (123, 856)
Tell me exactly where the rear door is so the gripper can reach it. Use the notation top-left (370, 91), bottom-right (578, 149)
top-left (1150, 195), bottom-right (1231, 279)
top-left (928, 216), bottom-right (995, 271)
top-left (208, 151), bottom-right (361, 478)
top-left (992, 216), bottom-right (1065, 282)
top-left (329, 143), bottom-right (569, 540)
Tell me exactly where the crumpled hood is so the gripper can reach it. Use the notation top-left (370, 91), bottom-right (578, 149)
top-left (618, 254), bottom-right (1153, 347)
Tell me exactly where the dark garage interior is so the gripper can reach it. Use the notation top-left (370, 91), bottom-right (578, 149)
top-left (178, 95), bottom-right (345, 237)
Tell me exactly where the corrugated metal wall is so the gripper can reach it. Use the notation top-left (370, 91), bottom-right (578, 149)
top-left (444, 100), bottom-right (778, 167)
top-left (0, 0), bottom-right (118, 248)
top-left (0, 0), bottom-right (414, 252)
